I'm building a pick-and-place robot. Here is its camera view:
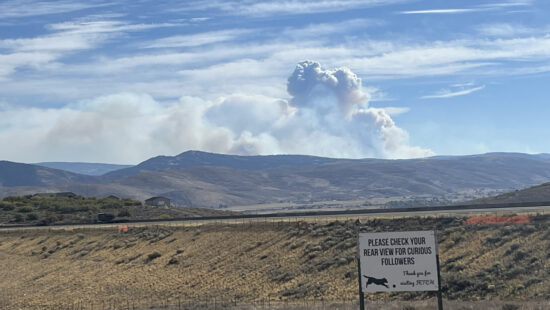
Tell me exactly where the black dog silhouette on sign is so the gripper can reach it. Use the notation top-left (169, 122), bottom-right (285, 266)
top-left (363, 275), bottom-right (389, 288)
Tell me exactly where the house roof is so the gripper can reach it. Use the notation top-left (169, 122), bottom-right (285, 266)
top-left (145, 196), bottom-right (170, 201)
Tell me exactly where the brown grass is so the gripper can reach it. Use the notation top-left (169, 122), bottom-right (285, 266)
top-left (0, 213), bottom-right (549, 309)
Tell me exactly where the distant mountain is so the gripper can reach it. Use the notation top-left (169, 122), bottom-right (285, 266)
top-left (3, 152), bottom-right (550, 207)
top-left (477, 152), bottom-right (550, 160)
top-left (0, 161), bottom-right (92, 187)
top-left (429, 152), bottom-right (550, 161)
top-left (36, 162), bottom-right (133, 176)
top-left (101, 150), bottom-right (338, 180)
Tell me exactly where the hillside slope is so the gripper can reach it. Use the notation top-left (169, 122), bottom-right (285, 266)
top-left (2, 152), bottom-right (550, 207)
top-left (101, 150), bottom-right (338, 180)
top-left (76, 154), bottom-right (550, 206)
top-left (0, 161), bottom-right (93, 187)
top-left (36, 162), bottom-right (132, 176)
top-left (0, 215), bottom-right (549, 309)
top-left (476, 182), bottom-right (550, 204)
top-left (0, 195), bottom-right (237, 225)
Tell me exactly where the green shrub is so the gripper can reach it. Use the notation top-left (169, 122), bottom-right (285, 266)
top-left (0, 202), bottom-right (15, 211)
top-left (146, 252), bottom-right (162, 262)
top-left (44, 213), bottom-right (63, 224)
top-left (167, 257), bottom-right (179, 265)
top-left (513, 250), bottom-right (528, 261)
top-left (17, 206), bottom-right (34, 213)
top-left (14, 214), bottom-right (24, 222)
top-left (4, 196), bottom-right (22, 202)
top-left (5, 195), bottom-right (127, 215)
top-left (26, 213), bottom-right (38, 221)
top-left (268, 269), bottom-right (294, 283)
top-left (117, 208), bottom-right (131, 217)
top-left (505, 266), bottom-right (526, 279)
top-left (122, 198), bottom-right (141, 206)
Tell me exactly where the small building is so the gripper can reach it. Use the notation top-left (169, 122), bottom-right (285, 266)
top-left (145, 196), bottom-right (171, 207)
top-left (105, 195), bottom-right (120, 200)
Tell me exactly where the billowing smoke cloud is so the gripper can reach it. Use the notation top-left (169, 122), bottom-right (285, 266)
top-left (205, 60), bottom-right (433, 159)
top-left (288, 60), bottom-right (368, 117)
top-left (0, 61), bottom-right (432, 163)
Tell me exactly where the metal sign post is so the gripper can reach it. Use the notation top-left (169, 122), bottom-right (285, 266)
top-left (436, 253), bottom-right (443, 310)
top-left (357, 230), bottom-right (442, 309)
top-left (356, 233), bottom-right (365, 310)
top-left (435, 231), bottom-right (443, 310)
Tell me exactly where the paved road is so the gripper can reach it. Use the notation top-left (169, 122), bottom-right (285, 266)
top-left (1, 201), bottom-right (549, 232)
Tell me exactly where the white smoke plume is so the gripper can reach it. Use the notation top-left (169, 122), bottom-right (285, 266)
top-left (206, 60), bottom-right (433, 159)
top-left (0, 61), bottom-right (433, 163)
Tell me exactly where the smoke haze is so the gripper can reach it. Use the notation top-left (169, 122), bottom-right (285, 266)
top-left (0, 61), bottom-right (432, 163)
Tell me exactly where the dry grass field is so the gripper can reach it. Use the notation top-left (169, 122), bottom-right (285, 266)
top-left (1, 213), bottom-right (550, 309)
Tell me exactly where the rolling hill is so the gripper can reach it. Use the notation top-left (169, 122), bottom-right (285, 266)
top-left (476, 182), bottom-right (550, 204)
top-left (36, 162), bottom-right (132, 176)
top-left (2, 152), bottom-right (550, 208)
top-left (0, 161), bottom-right (93, 187)
top-left (101, 150), bottom-right (338, 180)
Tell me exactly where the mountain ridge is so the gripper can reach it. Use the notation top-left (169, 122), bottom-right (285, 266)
top-left (101, 150), bottom-right (340, 180)
top-left (0, 161), bottom-right (93, 187)
top-left (2, 151), bottom-right (550, 208)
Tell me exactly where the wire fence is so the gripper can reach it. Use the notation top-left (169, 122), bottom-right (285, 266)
top-left (3, 297), bottom-right (550, 310)
top-left (0, 295), bottom-right (359, 310)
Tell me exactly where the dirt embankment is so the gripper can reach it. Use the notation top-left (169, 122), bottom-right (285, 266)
top-left (1, 215), bottom-right (550, 309)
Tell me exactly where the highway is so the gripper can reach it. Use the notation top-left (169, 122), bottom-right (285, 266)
top-left (1, 201), bottom-right (549, 232)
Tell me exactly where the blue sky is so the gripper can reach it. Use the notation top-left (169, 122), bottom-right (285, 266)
top-left (0, 0), bottom-right (549, 163)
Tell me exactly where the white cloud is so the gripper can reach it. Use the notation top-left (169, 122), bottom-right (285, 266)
top-left (399, 1), bottom-right (532, 15)
top-left (73, 33), bottom-right (550, 82)
top-left (0, 18), bottom-right (180, 79)
top-left (143, 29), bottom-right (252, 49)
top-left (0, 52), bottom-right (59, 79)
top-left (0, 32), bottom-right (105, 52)
top-left (237, 0), bottom-right (404, 16)
top-left (5, 30), bottom-right (550, 101)
top-left (0, 0), bottom-right (112, 19)
top-left (3, 15), bottom-right (550, 111)
top-left (176, 0), bottom-right (409, 17)
top-left (190, 17), bottom-right (210, 22)
top-left (399, 8), bottom-right (484, 14)
top-left (47, 20), bottom-right (178, 34)
top-left (421, 85), bottom-right (485, 99)
top-left (0, 20), bottom-right (178, 52)
top-left (477, 23), bottom-right (542, 37)
top-left (478, 1), bottom-right (533, 8)
top-left (279, 19), bottom-right (385, 40)
top-left (381, 107), bottom-right (410, 115)
top-left (451, 82), bottom-right (475, 87)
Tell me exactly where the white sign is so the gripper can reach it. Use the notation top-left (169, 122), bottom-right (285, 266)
top-left (358, 231), bottom-right (439, 292)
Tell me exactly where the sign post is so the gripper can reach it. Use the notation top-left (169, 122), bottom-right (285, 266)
top-left (357, 231), bottom-right (442, 309)
top-left (435, 231), bottom-right (443, 310)
top-left (356, 233), bottom-right (365, 310)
